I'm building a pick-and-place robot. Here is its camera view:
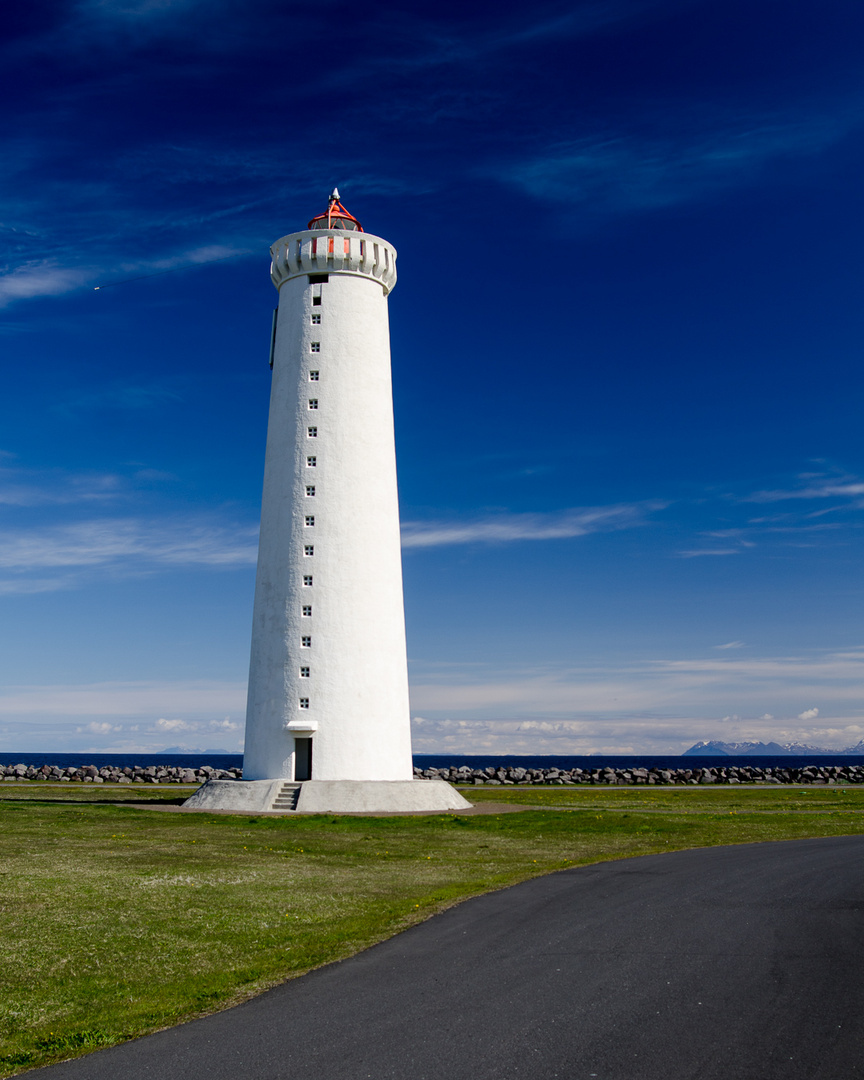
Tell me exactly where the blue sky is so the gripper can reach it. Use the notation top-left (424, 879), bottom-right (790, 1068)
top-left (2, 0), bottom-right (864, 755)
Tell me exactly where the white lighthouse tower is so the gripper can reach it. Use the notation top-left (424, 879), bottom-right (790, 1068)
top-left (188, 192), bottom-right (468, 814)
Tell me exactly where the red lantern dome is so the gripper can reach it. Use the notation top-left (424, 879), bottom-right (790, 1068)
top-left (308, 188), bottom-right (363, 232)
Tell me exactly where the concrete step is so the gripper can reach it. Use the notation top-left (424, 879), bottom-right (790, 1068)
top-left (271, 782), bottom-right (302, 811)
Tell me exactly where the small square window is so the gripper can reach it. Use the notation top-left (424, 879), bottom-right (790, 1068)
top-left (304, 545), bottom-right (314, 556)
top-left (305, 485), bottom-right (315, 496)
top-left (302, 605), bottom-right (312, 617)
top-left (311, 314), bottom-right (321, 324)
top-left (304, 515), bottom-right (315, 527)
top-left (310, 342), bottom-right (320, 353)
top-left (308, 399), bottom-right (318, 410)
top-left (306, 456), bottom-right (316, 467)
top-left (307, 426), bottom-right (317, 438)
top-left (301, 636), bottom-right (311, 648)
top-left (309, 370), bottom-right (319, 381)
top-left (312, 296), bottom-right (321, 306)
top-left (303, 575), bottom-right (313, 586)
top-left (299, 697), bottom-right (310, 709)
top-left (300, 666), bottom-right (310, 677)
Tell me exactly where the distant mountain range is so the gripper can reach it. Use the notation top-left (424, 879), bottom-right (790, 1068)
top-left (683, 740), bottom-right (864, 757)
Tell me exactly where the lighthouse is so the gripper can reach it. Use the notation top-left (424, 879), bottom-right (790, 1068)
top-left (188, 193), bottom-right (469, 814)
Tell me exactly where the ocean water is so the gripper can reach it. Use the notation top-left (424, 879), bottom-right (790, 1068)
top-left (2, 751), bottom-right (864, 771)
top-left (414, 754), bottom-right (864, 771)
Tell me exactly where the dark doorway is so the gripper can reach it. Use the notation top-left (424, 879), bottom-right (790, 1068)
top-left (295, 738), bottom-right (312, 781)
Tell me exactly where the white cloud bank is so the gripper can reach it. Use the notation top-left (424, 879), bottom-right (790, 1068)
top-left (0, 680), bottom-right (246, 753)
top-left (1, 650), bottom-right (862, 755)
top-left (407, 648), bottom-right (864, 754)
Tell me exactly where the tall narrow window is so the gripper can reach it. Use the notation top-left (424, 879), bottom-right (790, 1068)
top-left (269, 308), bottom-right (278, 370)
top-left (308, 399), bottom-right (318, 409)
top-left (307, 426), bottom-right (317, 438)
top-left (304, 545), bottom-right (314, 556)
top-left (305, 485), bottom-right (315, 496)
top-left (306, 456), bottom-right (317, 467)
top-left (304, 515), bottom-right (315, 527)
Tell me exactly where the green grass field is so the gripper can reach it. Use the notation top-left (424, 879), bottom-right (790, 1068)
top-left (2, 783), bottom-right (864, 1076)
top-left (463, 783), bottom-right (864, 812)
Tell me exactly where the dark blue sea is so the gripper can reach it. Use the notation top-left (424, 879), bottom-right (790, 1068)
top-left (2, 752), bottom-right (864, 771)
top-left (414, 754), bottom-right (864, 770)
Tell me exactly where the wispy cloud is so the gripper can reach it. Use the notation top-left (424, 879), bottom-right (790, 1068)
top-left (0, 679), bottom-right (246, 717)
top-left (0, 466), bottom-right (124, 506)
top-left (499, 105), bottom-right (862, 215)
top-left (0, 260), bottom-right (95, 308)
top-left (0, 518), bottom-right (258, 575)
top-left (746, 476), bottom-right (864, 503)
top-left (674, 470), bottom-right (864, 555)
top-left (0, 458), bottom-right (257, 593)
top-left (401, 501), bottom-right (665, 548)
top-left (79, 0), bottom-right (211, 21)
top-left (677, 547), bottom-right (743, 558)
top-left (379, 0), bottom-right (697, 73)
top-left (485, 0), bottom-right (690, 48)
top-left (0, 241), bottom-right (251, 307)
top-left (54, 381), bottom-right (184, 416)
top-left (410, 649), bottom-right (864, 715)
top-left (0, 576), bottom-right (79, 595)
top-left (92, 243), bottom-right (249, 287)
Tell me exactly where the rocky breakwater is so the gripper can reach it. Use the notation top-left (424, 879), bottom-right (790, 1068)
top-left (5, 762), bottom-right (863, 786)
top-left (0, 763), bottom-right (241, 784)
top-left (414, 764), bottom-right (864, 785)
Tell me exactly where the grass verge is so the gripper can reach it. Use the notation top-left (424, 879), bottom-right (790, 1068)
top-left (1, 785), bottom-right (863, 1075)
top-left (461, 783), bottom-right (864, 812)
top-left (0, 783), bottom-right (196, 803)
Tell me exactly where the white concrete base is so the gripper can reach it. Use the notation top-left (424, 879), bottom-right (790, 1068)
top-left (183, 779), bottom-right (283, 812)
top-left (296, 780), bottom-right (471, 813)
top-left (182, 778), bottom-right (471, 814)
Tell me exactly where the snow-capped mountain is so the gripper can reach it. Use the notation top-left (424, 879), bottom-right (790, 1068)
top-left (682, 740), bottom-right (864, 756)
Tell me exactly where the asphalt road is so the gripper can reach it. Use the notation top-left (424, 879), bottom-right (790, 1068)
top-left (34, 835), bottom-right (864, 1080)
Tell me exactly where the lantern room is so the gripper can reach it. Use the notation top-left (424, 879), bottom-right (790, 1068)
top-left (307, 188), bottom-right (363, 232)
